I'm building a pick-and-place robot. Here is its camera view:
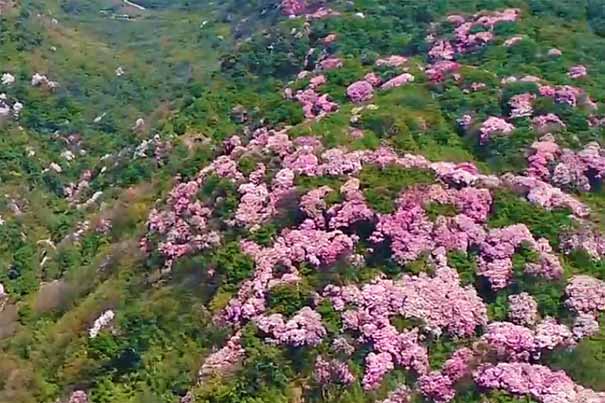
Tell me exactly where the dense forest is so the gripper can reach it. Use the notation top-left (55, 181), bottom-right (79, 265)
top-left (1, 0), bottom-right (605, 402)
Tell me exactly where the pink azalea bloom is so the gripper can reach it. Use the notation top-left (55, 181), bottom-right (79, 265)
top-left (347, 80), bottom-right (374, 103)
top-left (320, 57), bottom-right (344, 70)
top-left (380, 73), bottom-right (415, 90)
top-left (479, 117), bottom-right (515, 143)
top-left (568, 65), bottom-right (588, 79)
top-left (376, 55), bottom-right (408, 67)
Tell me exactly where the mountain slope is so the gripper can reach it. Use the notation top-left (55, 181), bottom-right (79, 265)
top-left (1, 1), bottom-right (605, 403)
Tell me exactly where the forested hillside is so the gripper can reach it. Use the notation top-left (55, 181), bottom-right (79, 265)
top-left (2, 0), bottom-right (605, 402)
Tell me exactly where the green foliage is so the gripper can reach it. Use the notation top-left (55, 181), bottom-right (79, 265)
top-left (248, 223), bottom-right (278, 247)
top-left (316, 300), bottom-right (343, 337)
top-left (427, 337), bottom-right (459, 370)
top-left (200, 175), bottom-right (239, 220)
top-left (267, 283), bottom-right (314, 316)
top-left (448, 250), bottom-right (478, 286)
top-left (211, 242), bottom-right (255, 291)
top-left (547, 319), bottom-right (605, 390)
top-left (488, 190), bottom-right (575, 247)
top-left (425, 202), bottom-right (458, 220)
top-left (487, 293), bottom-right (510, 321)
top-left (359, 166), bottom-right (435, 213)
top-left (564, 250), bottom-right (605, 279)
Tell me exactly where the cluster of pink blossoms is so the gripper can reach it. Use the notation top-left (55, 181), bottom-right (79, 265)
top-left (376, 55), bottom-right (408, 67)
top-left (525, 138), bottom-right (605, 193)
top-left (502, 174), bottom-right (590, 217)
top-left (568, 65), bottom-right (588, 79)
top-left (234, 166), bottom-right (296, 230)
top-left (319, 56), bottom-right (343, 70)
top-left (199, 333), bottom-right (245, 380)
top-left (324, 264), bottom-right (487, 338)
top-left (418, 348), bottom-right (476, 402)
top-left (552, 143), bottom-right (605, 192)
top-left (294, 88), bottom-right (339, 119)
top-left (346, 80), bottom-right (374, 103)
top-left (380, 73), bottom-right (415, 90)
top-left (539, 84), bottom-right (585, 107)
top-left (532, 113), bottom-right (566, 133)
top-left (370, 184), bottom-right (492, 264)
top-left (473, 362), bottom-right (605, 402)
top-left (429, 9), bottom-right (520, 60)
top-left (479, 117), bottom-right (515, 143)
top-left (565, 275), bottom-right (605, 316)
top-left (321, 281), bottom-right (441, 389)
top-left (142, 177), bottom-right (221, 269)
top-left (256, 307), bottom-right (327, 347)
top-left (426, 9), bottom-right (519, 81)
top-left (378, 385), bottom-right (411, 403)
top-left (145, 123), bottom-right (600, 399)
top-left (281, 0), bottom-right (306, 15)
top-left (560, 224), bottom-right (605, 259)
top-left (425, 60), bottom-right (461, 82)
top-left (280, 0), bottom-right (339, 19)
top-left (572, 314), bottom-right (600, 340)
top-left (526, 134), bottom-right (560, 179)
top-left (314, 356), bottom-right (355, 385)
top-left (68, 391), bottom-right (88, 403)
top-left (508, 293), bottom-right (539, 326)
top-left (481, 320), bottom-right (572, 362)
top-left (217, 223), bottom-right (356, 326)
top-left (508, 93), bottom-right (535, 118)
top-left (478, 224), bottom-right (562, 290)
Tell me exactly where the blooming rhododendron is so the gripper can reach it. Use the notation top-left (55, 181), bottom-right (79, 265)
top-left (479, 117), bottom-right (515, 143)
top-left (502, 174), bottom-right (590, 217)
top-left (526, 134), bottom-right (560, 179)
top-left (281, 0), bottom-right (306, 15)
top-left (473, 362), bottom-right (605, 402)
top-left (380, 73), bottom-right (415, 90)
top-left (565, 275), bottom-right (605, 315)
top-left (363, 352), bottom-right (394, 390)
top-left (68, 391), bottom-right (89, 403)
top-left (257, 307), bottom-right (327, 347)
top-left (560, 225), bottom-right (605, 259)
top-left (199, 333), bottom-right (245, 379)
top-left (347, 80), bottom-right (374, 103)
top-left (378, 386), bottom-right (411, 403)
top-left (477, 224), bottom-right (563, 289)
top-left (425, 61), bottom-right (460, 82)
top-left (314, 356), bottom-right (355, 385)
top-left (319, 57), bottom-right (343, 70)
top-left (568, 65), bottom-right (588, 79)
top-left (295, 88), bottom-right (339, 119)
top-left (364, 72), bottom-right (383, 87)
top-left (418, 372), bottom-right (456, 402)
top-left (442, 348), bottom-right (475, 381)
top-left (508, 293), bottom-right (539, 326)
top-left (376, 55), bottom-right (408, 67)
top-left (572, 314), bottom-right (600, 340)
top-left (508, 93), bottom-right (535, 118)
top-left (418, 347), bottom-right (476, 402)
top-left (309, 74), bottom-right (326, 88)
top-left (481, 321), bottom-right (537, 361)
top-left (533, 317), bottom-right (575, 351)
top-left (532, 113), bottom-right (566, 132)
